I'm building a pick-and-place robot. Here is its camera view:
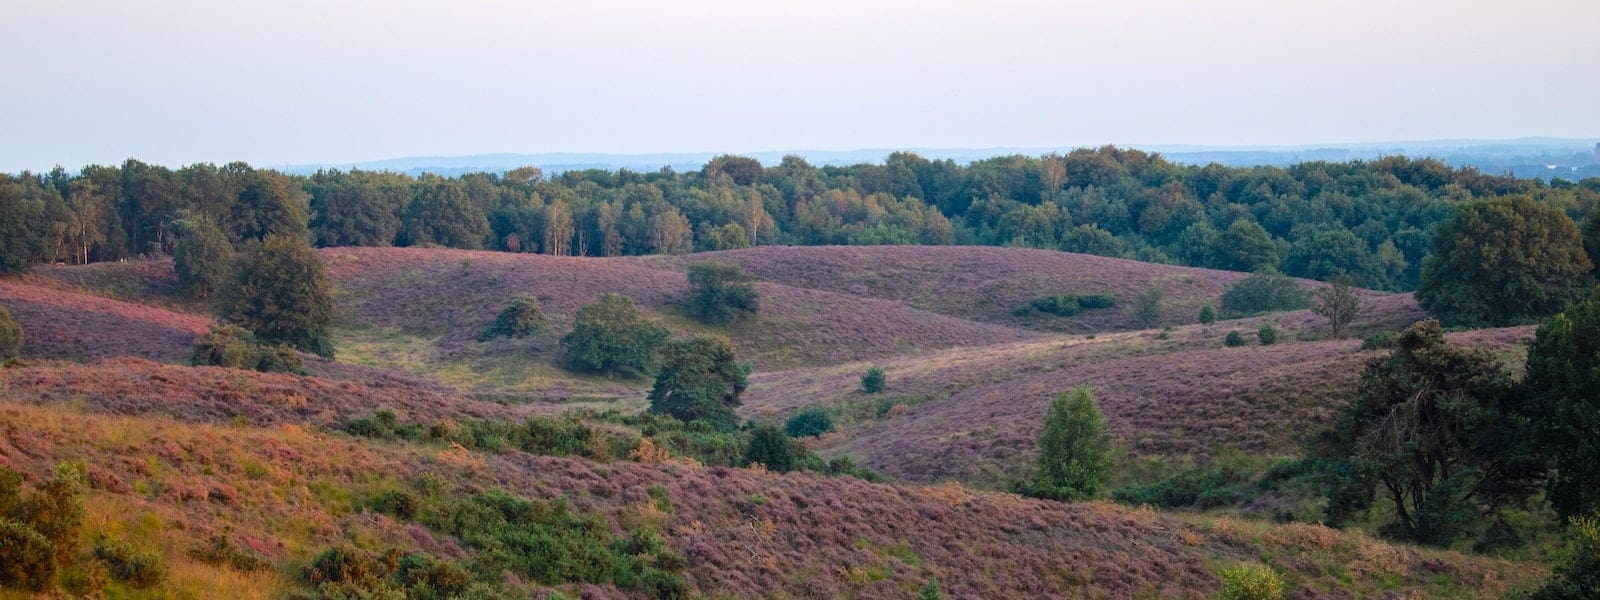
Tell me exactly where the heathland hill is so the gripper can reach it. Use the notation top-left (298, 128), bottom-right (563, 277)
top-left (0, 244), bottom-right (1553, 598)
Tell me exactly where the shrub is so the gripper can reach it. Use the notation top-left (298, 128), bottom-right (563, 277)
top-left (785, 408), bottom-right (834, 438)
top-left (860, 366), bottom-right (886, 394)
top-left (306, 545), bottom-right (391, 589)
top-left (744, 424), bottom-right (800, 473)
top-left (371, 490), bottom-right (420, 520)
top-left (0, 306), bottom-right (21, 361)
top-left (648, 335), bottom-right (750, 432)
top-left (560, 293), bottom-right (670, 376)
top-left (1225, 331), bottom-right (1245, 347)
top-left (1524, 288), bottom-right (1600, 519)
top-left (27, 463), bottom-right (85, 563)
top-left (1021, 386), bottom-right (1112, 501)
top-left (1025, 293), bottom-right (1116, 317)
top-left (0, 520), bottom-right (55, 591)
top-left (1133, 285), bottom-right (1163, 327)
top-left (685, 260), bottom-right (759, 324)
top-left (191, 324), bottom-right (303, 373)
top-left (478, 295), bottom-right (547, 341)
top-left (1361, 330), bottom-right (1398, 350)
top-left (1113, 465), bottom-right (1253, 509)
top-left (1531, 514), bottom-right (1600, 600)
top-left (93, 538), bottom-right (167, 588)
top-left (187, 535), bottom-right (270, 572)
top-left (1257, 324), bottom-right (1278, 345)
top-left (1220, 270), bottom-right (1311, 317)
top-left (1199, 303), bottom-right (1217, 325)
top-left (1218, 563), bottom-right (1286, 600)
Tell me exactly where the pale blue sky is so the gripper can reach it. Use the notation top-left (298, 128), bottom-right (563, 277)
top-left (3, 0), bottom-right (1597, 171)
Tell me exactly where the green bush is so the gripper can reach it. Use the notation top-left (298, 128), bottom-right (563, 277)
top-left (1199, 303), bottom-right (1217, 325)
top-left (0, 306), bottom-right (22, 361)
top-left (1225, 331), bottom-right (1246, 347)
top-left (1218, 563), bottom-right (1286, 600)
top-left (784, 408), bottom-right (834, 437)
top-left (744, 424), bottom-right (800, 473)
top-left (861, 366), bottom-right (886, 393)
top-left (371, 490), bottom-right (420, 520)
top-left (685, 261), bottom-right (760, 324)
top-left (1024, 293), bottom-right (1116, 317)
top-left (1113, 465), bottom-right (1253, 509)
top-left (1361, 330), bottom-right (1398, 350)
top-left (1133, 285), bottom-right (1164, 328)
top-left (93, 538), bottom-right (167, 588)
top-left (1021, 386), bottom-right (1112, 502)
top-left (1257, 324), bottom-right (1278, 345)
top-left (1531, 514), bottom-right (1600, 600)
top-left (478, 295), bottom-right (546, 341)
top-left (0, 519), bottom-right (55, 591)
top-left (1220, 271), bottom-right (1311, 317)
top-left (560, 293), bottom-right (670, 376)
top-left (187, 535), bottom-right (270, 572)
top-left (191, 324), bottom-right (303, 374)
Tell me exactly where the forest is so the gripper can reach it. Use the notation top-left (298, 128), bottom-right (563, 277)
top-left (6, 147), bottom-right (1600, 291)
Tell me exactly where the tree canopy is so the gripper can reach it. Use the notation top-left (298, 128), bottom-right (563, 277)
top-left (685, 261), bottom-right (759, 324)
top-left (1021, 385), bottom-right (1113, 502)
top-left (1417, 195), bottom-right (1592, 326)
top-left (222, 235), bottom-right (336, 358)
top-left (560, 294), bottom-right (670, 376)
top-left (1523, 287), bottom-right (1600, 520)
top-left (647, 335), bottom-right (750, 431)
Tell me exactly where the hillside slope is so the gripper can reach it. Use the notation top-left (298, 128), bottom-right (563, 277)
top-left (0, 278), bottom-right (210, 362)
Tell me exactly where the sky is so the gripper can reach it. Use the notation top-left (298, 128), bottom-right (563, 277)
top-left (3, 0), bottom-right (1598, 171)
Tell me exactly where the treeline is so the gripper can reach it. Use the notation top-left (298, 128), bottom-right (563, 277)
top-left (4, 148), bottom-right (1599, 290)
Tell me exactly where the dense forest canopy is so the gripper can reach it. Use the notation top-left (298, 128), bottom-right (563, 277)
top-left (4, 147), bottom-right (1598, 291)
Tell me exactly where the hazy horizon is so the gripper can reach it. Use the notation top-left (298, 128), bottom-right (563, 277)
top-left (4, 0), bottom-right (1598, 172)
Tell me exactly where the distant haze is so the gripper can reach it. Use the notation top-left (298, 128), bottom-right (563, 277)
top-left (3, 0), bottom-right (1598, 172)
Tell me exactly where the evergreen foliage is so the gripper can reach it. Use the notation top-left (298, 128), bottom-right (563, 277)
top-left (1321, 320), bottom-right (1541, 544)
top-left (860, 366), bottom-right (886, 393)
top-left (784, 408), bottom-right (834, 438)
top-left (1257, 324), bottom-right (1278, 345)
top-left (744, 424), bottom-right (800, 472)
top-left (478, 295), bottom-right (547, 341)
top-left (1224, 331), bottom-right (1245, 347)
top-left (1198, 303), bottom-right (1216, 325)
top-left (1530, 515), bottom-right (1600, 600)
top-left (1523, 288), bottom-right (1600, 520)
top-left (190, 324), bottom-right (303, 374)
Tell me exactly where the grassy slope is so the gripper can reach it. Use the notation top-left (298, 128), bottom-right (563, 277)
top-left (0, 372), bottom-right (1542, 599)
top-left (0, 277), bottom-right (210, 362)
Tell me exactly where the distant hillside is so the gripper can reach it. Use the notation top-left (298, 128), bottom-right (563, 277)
top-left (0, 277), bottom-right (209, 362)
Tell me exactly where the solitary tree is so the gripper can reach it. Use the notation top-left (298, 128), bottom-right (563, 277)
top-left (1133, 285), bottom-right (1163, 328)
top-left (0, 306), bottom-right (21, 360)
top-left (647, 335), bottom-right (750, 431)
top-left (173, 216), bottom-right (233, 299)
top-left (1313, 278), bottom-right (1363, 338)
top-left (1022, 385), bottom-right (1113, 501)
top-left (560, 293), bottom-right (670, 376)
top-left (1220, 270), bottom-right (1311, 317)
top-left (1417, 196), bottom-right (1591, 326)
top-left (222, 235), bottom-right (335, 358)
top-left (1523, 287), bottom-right (1600, 520)
top-left (1321, 320), bottom-right (1540, 544)
top-left (685, 260), bottom-right (759, 324)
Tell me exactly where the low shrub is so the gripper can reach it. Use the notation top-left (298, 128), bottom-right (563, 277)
top-left (0, 519), bottom-right (55, 591)
top-left (785, 408), bottom-right (834, 437)
top-left (1218, 563), bottom-right (1286, 600)
top-left (1257, 324), bottom-right (1278, 346)
top-left (371, 490), bottom-right (420, 520)
top-left (478, 295), bottom-right (546, 341)
top-left (1225, 331), bottom-right (1246, 347)
top-left (191, 324), bottom-right (303, 374)
top-left (1221, 271), bottom-right (1311, 317)
top-left (1531, 514), bottom-right (1600, 600)
top-left (861, 367), bottom-right (886, 394)
top-left (93, 539), bottom-right (167, 588)
top-left (744, 424), bottom-right (801, 473)
top-left (1361, 330), bottom-right (1398, 350)
top-left (1020, 293), bottom-right (1116, 317)
top-left (187, 535), bottom-right (270, 572)
top-left (1113, 466), bottom-right (1253, 509)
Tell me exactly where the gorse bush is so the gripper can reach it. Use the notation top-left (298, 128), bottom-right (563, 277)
top-left (861, 366), bottom-right (886, 393)
top-left (785, 408), bottom-right (834, 437)
top-left (0, 463), bottom-right (86, 592)
top-left (478, 295), bottom-right (546, 341)
top-left (685, 260), bottom-right (759, 324)
top-left (93, 538), bottom-right (166, 588)
top-left (1220, 270), bottom-right (1311, 317)
top-left (0, 305), bottom-right (21, 361)
top-left (1218, 563), bottom-right (1286, 600)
